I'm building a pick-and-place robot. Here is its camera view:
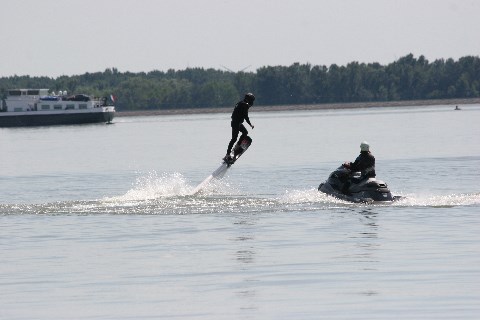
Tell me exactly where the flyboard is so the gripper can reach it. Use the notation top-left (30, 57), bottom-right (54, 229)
top-left (191, 136), bottom-right (252, 195)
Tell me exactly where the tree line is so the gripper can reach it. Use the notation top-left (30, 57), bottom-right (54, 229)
top-left (1, 54), bottom-right (479, 111)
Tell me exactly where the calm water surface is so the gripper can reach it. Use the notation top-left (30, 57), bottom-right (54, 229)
top-left (1, 105), bottom-right (479, 319)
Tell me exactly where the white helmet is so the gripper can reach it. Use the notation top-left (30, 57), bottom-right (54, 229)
top-left (360, 141), bottom-right (370, 152)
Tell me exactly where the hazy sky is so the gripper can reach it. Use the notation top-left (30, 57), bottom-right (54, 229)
top-left (1, 0), bottom-right (479, 77)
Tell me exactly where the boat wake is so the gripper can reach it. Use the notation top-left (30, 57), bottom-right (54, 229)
top-left (1, 172), bottom-right (479, 215)
top-left (389, 192), bottom-right (480, 207)
top-left (282, 188), bottom-right (480, 208)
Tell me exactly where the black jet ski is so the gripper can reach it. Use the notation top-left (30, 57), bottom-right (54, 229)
top-left (318, 165), bottom-right (402, 203)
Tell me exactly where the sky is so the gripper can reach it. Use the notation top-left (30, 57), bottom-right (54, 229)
top-left (1, 0), bottom-right (479, 77)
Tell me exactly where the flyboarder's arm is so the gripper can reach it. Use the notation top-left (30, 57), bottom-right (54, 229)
top-left (245, 117), bottom-right (254, 129)
top-left (245, 107), bottom-right (254, 129)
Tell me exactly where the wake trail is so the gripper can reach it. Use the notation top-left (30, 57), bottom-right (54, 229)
top-left (1, 172), bottom-right (478, 215)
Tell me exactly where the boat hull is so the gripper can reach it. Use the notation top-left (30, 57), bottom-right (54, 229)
top-left (0, 109), bottom-right (114, 127)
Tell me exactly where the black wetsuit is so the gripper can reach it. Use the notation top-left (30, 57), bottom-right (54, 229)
top-left (350, 151), bottom-right (376, 178)
top-left (227, 100), bottom-right (252, 154)
top-left (342, 151), bottom-right (376, 194)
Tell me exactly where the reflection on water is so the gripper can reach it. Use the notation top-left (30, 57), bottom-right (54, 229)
top-left (232, 216), bottom-right (259, 315)
top-left (331, 209), bottom-right (382, 296)
top-left (355, 211), bottom-right (380, 297)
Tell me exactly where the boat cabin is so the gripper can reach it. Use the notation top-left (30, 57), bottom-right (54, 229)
top-left (3, 89), bottom-right (107, 112)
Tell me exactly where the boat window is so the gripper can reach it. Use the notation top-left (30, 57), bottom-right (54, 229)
top-left (14, 107), bottom-right (23, 112)
top-left (79, 104), bottom-right (87, 109)
top-left (54, 105), bottom-right (62, 110)
top-left (41, 105), bottom-right (50, 110)
top-left (27, 90), bottom-right (40, 95)
top-left (66, 104), bottom-right (75, 110)
top-left (9, 90), bottom-right (22, 96)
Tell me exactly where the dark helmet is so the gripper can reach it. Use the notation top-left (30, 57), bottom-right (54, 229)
top-left (244, 93), bottom-right (255, 105)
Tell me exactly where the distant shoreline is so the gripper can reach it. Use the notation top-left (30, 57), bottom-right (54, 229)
top-left (116, 98), bottom-right (480, 117)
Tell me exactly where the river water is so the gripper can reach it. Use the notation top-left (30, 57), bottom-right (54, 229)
top-left (1, 104), bottom-right (479, 319)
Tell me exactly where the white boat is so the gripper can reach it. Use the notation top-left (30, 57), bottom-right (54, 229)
top-left (0, 89), bottom-right (115, 127)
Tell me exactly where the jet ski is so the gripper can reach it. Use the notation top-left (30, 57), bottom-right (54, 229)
top-left (318, 165), bottom-right (402, 203)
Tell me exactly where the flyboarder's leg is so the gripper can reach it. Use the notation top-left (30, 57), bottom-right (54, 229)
top-left (224, 123), bottom-right (240, 162)
top-left (233, 124), bottom-right (249, 157)
top-left (238, 124), bottom-right (248, 145)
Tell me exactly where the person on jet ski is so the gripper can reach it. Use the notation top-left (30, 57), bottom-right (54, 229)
top-left (223, 93), bottom-right (255, 163)
top-left (342, 141), bottom-right (376, 194)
